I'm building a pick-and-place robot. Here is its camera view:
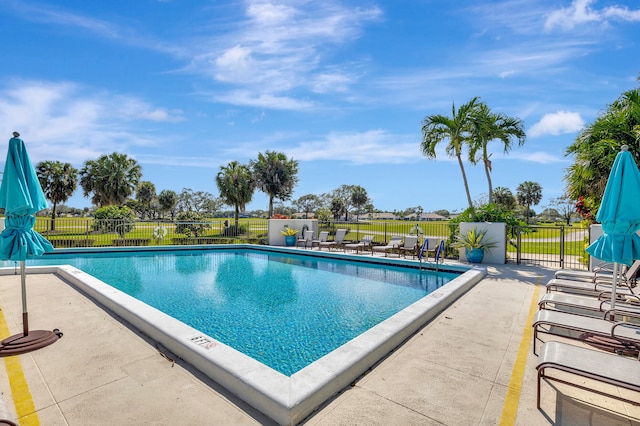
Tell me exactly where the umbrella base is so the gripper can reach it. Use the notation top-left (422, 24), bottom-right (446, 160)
top-left (0, 329), bottom-right (61, 356)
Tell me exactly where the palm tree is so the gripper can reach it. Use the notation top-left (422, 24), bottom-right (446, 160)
top-left (215, 161), bottom-right (255, 227)
top-left (79, 153), bottom-right (142, 207)
top-left (565, 87), bottom-right (640, 207)
top-left (350, 185), bottom-right (370, 221)
top-left (469, 103), bottom-right (526, 204)
top-left (492, 186), bottom-right (516, 209)
top-left (516, 181), bottom-right (542, 224)
top-left (421, 97), bottom-right (480, 208)
top-left (136, 181), bottom-right (156, 220)
top-left (36, 160), bottom-right (78, 231)
top-left (250, 151), bottom-right (299, 218)
top-left (158, 189), bottom-right (178, 220)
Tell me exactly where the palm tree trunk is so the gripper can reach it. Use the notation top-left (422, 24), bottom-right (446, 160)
top-left (234, 204), bottom-right (240, 228)
top-left (268, 196), bottom-right (274, 218)
top-left (456, 154), bottom-right (473, 208)
top-left (484, 159), bottom-right (493, 204)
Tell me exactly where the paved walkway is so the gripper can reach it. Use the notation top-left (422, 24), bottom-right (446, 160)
top-left (0, 263), bottom-right (639, 425)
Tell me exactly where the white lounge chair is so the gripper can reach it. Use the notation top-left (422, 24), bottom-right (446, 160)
top-left (553, 261), bottom-right (629, 282)
top-left (344, 235), bottom-right (375, 254)
top-left (536, 341), bottom-right (640, 409)
top-left (310, 231), bottom-right (329, 250)
top-left (538, 292), bottom-right (640, 319)
top-left (546, 261), bottom-right (640, 296)
top-left (296, 229), bottom-right (314, 248)
top-left (318, 229), bottom-right (347, 251)
top-left (371, 237), bottom-right (403, 257)
top-left (532, 309), bottom-right (640, 355)
top-left (421, 237), bottom-right (442, 261)
top-left (399, 235), bottom-right (419, 258)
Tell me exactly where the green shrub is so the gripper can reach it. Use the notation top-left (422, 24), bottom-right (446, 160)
top-left (93, 205), bottom-right (136, 238)
top-left (175, 211), bottom-right (211, 237)
top-left (222, 224), bottom-right (248, 237)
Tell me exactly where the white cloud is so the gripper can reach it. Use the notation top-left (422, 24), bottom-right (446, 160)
top-left (0, 80), bottom-right (182, 164)
top-left (545, 0), bottom-right (640, 31)
top-left (189, 2), bottom-right (382, 109)
top-left (528, 111), bottom-right (584, 137)
top-left (512, 151), bottom-right (568, 164)
top-left (285, 130), bottom-right (420, 165)
top-left (213, 90), bottom-right (314, 110)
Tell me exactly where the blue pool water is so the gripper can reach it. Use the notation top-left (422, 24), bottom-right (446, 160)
top-left (4, 249), bottom-right (458, 375)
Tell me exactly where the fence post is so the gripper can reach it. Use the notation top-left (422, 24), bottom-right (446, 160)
top-left (559, 226), bottom-right (565, 269)
top-left (516, 227), bottom-right (522, 265)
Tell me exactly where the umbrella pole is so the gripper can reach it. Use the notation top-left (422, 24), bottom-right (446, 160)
top-left (21, 260), bottom-right (29, 336)
top-left (610, 262), bottom-right (618, 321)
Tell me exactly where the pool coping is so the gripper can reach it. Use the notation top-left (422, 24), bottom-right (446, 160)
top-left (1, 245), bottom-right (486, 425)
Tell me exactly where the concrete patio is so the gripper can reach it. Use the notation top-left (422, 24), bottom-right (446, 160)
top-left (0, 262), bottom-right (639, 425)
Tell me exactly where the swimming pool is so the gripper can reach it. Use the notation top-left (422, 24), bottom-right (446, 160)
top-left (9, 248), bottom-right (456, 375)
top-left (1, 245), bottom-right (485, 424)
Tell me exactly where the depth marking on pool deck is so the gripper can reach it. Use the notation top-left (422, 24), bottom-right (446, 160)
top-left (0, 308), bottom-right (40, 426)
top-left (499, 281), bottom-right (541, 425)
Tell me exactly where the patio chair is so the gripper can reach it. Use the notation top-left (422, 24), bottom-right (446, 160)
top-left (546, 261), bottom-right (640, 296)
top-left (344, 235), bottom-right (375, 254)
top-left (531, 309), bottom-right (640, 355)
top-left (319, 229), bottom-right (347, 251)
top-left (421, 237), bottom-right (442, 261)
top-left (553, 260), bottom-right (632, 282)
top-left (296, 229), bottom-right (314, 248)
top-left (538, 292), bottom-right (640, 319)
top-left (398, 235), bottom-right (419, 258)
top-left (310, 231), bottom-right (330, 250)
top-left (371, 236), bottom-right (403, 257)
top-left (536, 341), bottom-right (640, 410)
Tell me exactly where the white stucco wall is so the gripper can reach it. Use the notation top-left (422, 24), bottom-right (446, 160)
top-left (458, 222), bottom-right (506, 265)
top-left (268, 219), bottom-right (318, 246)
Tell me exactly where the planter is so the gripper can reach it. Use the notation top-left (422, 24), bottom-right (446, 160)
top-left (285, 235), bottom-right (297, 246)
top-left (465, 248), bottom-right (485, 264)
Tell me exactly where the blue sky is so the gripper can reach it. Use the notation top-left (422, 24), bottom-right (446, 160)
top-left (1, 0), bottom-right (639, 214)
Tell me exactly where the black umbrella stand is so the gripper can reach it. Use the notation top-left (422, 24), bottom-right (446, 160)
top-left (0, 262), bottom-right (62, 356)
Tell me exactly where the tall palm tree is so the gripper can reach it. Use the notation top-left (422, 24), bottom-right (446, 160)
top-left (469, 103), bottom-right (526, 204)
top-left (80, 153), bottom-right (142, 207)
top-left (36, 160), bottom-right (78, 231)
top-left (516, 181), bottom-right (542, 224)
top-left (216, 161), bottom-right (255, 227)
top-left (421, 97), bottom-right (480, 209)
top-left (250, 151), bottom-right (299, 218)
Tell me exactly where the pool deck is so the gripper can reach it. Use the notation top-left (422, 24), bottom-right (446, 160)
top-left (1, 259), bottom-right (639, 425)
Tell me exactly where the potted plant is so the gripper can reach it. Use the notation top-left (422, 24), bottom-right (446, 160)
top-left (452, 227), bottom-right (497, 264)
top-left (281, 226), bottom-right (299, 246)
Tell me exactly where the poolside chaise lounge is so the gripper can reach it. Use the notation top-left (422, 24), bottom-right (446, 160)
top-left (344, 235), bottom-right (375, 254)
top-left (545, 262), bottom-right (640, 297)
top-left (532, 309), bottom-right (640, 355)
top-left (318, 229), bottom-right (347, 251)
top-left (296, 229), bottom-right (314, 248)
top-left (399, 235), bottom-right (419, 258)
top-left (536, 341), bottom-right (640, 410)
top-left (553, 261), bottom-right (634, 282)
top-left (310, 231), bottom-right (329, 250)
top-left (421, 237), bottom-right (443, 261)
top-left (371, 236), bottom-right (403, 257)
top-left (538, 292), bottom-right (640, 319)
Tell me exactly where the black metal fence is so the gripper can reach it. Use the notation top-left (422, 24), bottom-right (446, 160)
top-left (34, 217), bottom-right (270, 248)
top-left (507, 225), bottom-right (589, 270)
top-left (31, 217), bottom-right (590, 270)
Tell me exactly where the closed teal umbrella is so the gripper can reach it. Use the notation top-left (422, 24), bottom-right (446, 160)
top-left (0, 132), bottom-right (59, 356)
top-left (586, 145), bottom-right (640, 315)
